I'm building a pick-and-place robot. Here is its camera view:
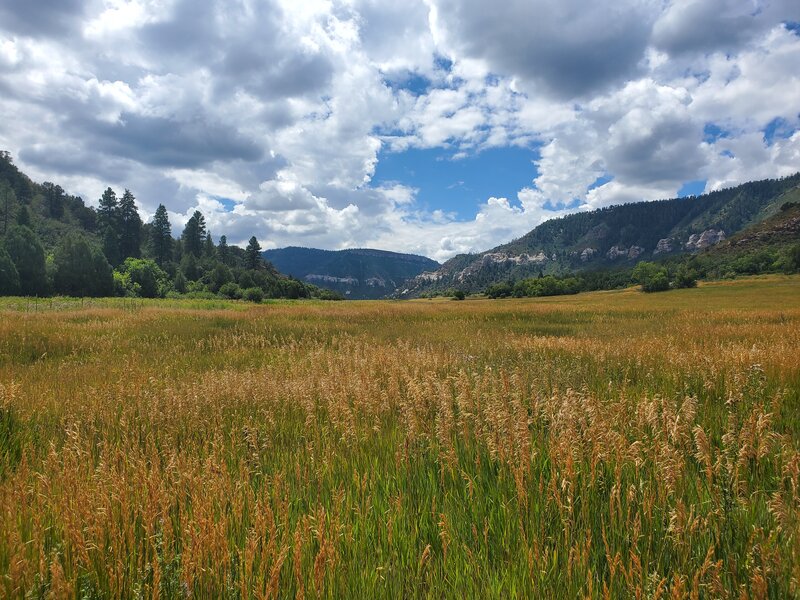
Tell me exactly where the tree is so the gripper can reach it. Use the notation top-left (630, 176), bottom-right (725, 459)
top-left (16, 205), bottom-right (30, 228)
top-left (174, 270), bottom-right (187, 294)
top-left (41, 182), bottom-right (65, 219)
top-left (203, 233), bottom-right (215, 258)
top-left (98, 188), bottom-right (120, 265)
top-left (149, 204), bottom-right (173, 266)
top-left (0, 181), bottom-right (16, 235)
top-left (118, 189), bottom-right (143, 260)
top-left (0, 246), bottom-right (20, 295)
top-left (116, 258), bottom-right (167, 298)
top-left (245, 236), bottom-right (262, 270)
top-left (209, 263), bottom-right (233, 292)
top-left (217, 235), bottom-right (230, 265)
top-left (181, 211), bottom-right (206, 257)
top-left (632, 261), bottom-right (670, 293)
top-left (52, 232), bottom-right (113, 297)
top-left (673, 263), bottom-right (698, 289)
top-left (3, 225), bottom-right (48, 296)
top-left (180, 253), bottom-right (200, 281)
top-left (97, 187), bottom-right (119, 231)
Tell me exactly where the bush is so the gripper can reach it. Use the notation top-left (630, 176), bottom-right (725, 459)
top-left (452, 290), bottom-right (466, 301)
top-left (486, 281), bottom-right (514, 298)
top-left (115, 258), bottom-right (168, 298)
top-left (218, 282), bottom-right (242, 299)
top-left (642, 271), bottom-right (670, 292)
top-left (672, 264), bottom-right (698, 289)
top-left (242, 287), bottom-right (264, 303)
top-left (632, 261), bottom-right (670, 293)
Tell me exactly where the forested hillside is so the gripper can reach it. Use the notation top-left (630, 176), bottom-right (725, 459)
top-left (263, 247), bottom-right (440, 299)
top-left (0, 153), bottom-right (339, 300)
top-left (402, 173), bottom-right (800, 296)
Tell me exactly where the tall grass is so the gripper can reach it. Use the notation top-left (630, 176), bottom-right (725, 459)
top-left (1, 276), bottom-right (799, 598)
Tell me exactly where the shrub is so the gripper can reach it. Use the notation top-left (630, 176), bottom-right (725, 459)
top-left (452, 289), bottom-right (466, 301)
top-left (672, 264), bottom-right (698, 289)
top-left (242, 287), bottom-right (264, 303)
top-left (218, 282), bottom-right (242, 299)
top-left (632, 261), bottom-right (670, 293)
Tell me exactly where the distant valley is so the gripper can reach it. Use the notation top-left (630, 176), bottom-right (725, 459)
top-left (262, 247), bottom-right (440, 299)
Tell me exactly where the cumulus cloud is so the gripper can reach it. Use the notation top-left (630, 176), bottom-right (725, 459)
top-left (429, 0), bottom-right (660, 99)
top-left (0, 0), bottom-right (798, 262)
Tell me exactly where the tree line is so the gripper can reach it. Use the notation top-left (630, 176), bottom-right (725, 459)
top-left (0, 153), bottom-right (339, 300)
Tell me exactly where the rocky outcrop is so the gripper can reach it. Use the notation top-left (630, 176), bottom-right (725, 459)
top-left (685, 229), bottom-right (726, 251)
top-left (305, 274), bottom-right (359, 285)
top-left (628, 246), bottom-right (645, 260)
top-left (606, 246), bottom-right (628, 260)
top-left (580, 247), bottom-right (597, 262)
top-left (653, 238), bottom-right (674, 254)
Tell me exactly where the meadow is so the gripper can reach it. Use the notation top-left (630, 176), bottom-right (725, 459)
top-left (1, 275), bottom-right (800, 598)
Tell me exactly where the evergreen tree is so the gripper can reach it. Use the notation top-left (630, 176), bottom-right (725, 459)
top-left (245, 236), bottom-right (262, 270)
top-left (16, 205), bottom-right (30, 227)
top-left (98, 188), bottom-right (120, 264)
top-left (3, 225), bottom-right (48, 296)
top-left (217, 235), bottom-right (230, 265)
top-left (149, 204), bottom-right (173, 266)
top-left (203, 232), bottom-right (215, 258)
top-left (1, 181), bottom-right (15, 235)
top-left (41, 182), bottom-right (65, 219)
top-left (102, 226), bottom-right (121, 267)
top-left (118, 189), bottom-right (143, 259)
top-left (209, 263), bottom-right (232, 292)
top-left (0, 246), bottom-right (20, 295)
top-left (181, 211), bottom-right (206, 257)
top-left (52, 232), bottom-right (113, 297)
top-left (97, 187), bottom-right (119, 231)
top-left (174, 270), bottom-right (187, 294)
top-left (181, 253), bottom-right (200, 281)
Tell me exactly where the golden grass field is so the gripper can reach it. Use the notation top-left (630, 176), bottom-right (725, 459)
top-left (1, 275), bottom-right (800, 598)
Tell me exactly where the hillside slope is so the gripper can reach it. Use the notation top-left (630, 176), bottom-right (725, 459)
top-left (401, 174), bottom-right (800, 296)
top-left (263, 246), bottom-right (440, 299)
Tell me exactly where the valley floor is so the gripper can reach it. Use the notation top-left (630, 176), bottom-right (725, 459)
top-left (1, 275), bottom-right (800, 598)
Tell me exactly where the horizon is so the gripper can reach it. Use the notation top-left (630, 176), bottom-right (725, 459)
top-left (0, 0), bottom-right (798, 262)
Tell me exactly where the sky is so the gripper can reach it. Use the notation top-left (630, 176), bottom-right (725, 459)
top-left (0, 0), bottom-right (799, 262)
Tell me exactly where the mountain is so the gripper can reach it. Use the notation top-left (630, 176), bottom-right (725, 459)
top-left (400, 174), bottom-right (800, 296)
top-left (262, 247), bottom-right (440, 299)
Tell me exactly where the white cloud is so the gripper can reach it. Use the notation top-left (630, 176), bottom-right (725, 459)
top-left (0, 0), bottom-right (798, 263)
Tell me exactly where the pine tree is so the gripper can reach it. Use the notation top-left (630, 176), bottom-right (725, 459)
top-left (118, 189), bottom-right (143, 260)
top-left (203, 232), bottom-right (215, 258)
top-left (97, 188), bottom-right (120, 265)
top-left (41, 182), bottom-right (65, 219)
top-left (181, 211), bottom-right (206, 257)
top-left (245, 236), bottom-right (262, 270)
top-left (16, 205), bottom-right (30, 227)
top-left (149, 204), bottom-right (173, 266)
top-left (97, 187), bottom-right (119, 231)
top-left (217, 235), bottom-right (230, 265)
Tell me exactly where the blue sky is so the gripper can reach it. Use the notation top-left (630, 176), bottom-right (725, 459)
top-left (373, 146), bottom-right (539, 218)
top-left (0, 0), bottom-right (799, 261)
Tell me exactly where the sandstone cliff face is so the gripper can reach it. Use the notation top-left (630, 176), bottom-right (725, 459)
top-left (685, 229), bottom-right (726, 250)
top-left (654, 238), bottom-right (674, 254)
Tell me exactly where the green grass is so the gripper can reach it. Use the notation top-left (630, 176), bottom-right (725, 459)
top-left (1, 275), bottom-right (799, 598)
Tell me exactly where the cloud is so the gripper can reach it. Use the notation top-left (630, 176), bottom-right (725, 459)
top-left (652, 0), bottom-right (800, 56)
top-left (429, 0), bottom-right (660, 99)
top-left (0, 0), bottom-right (798, 264)
top-left (0, 0), bottom-right (88, 38)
